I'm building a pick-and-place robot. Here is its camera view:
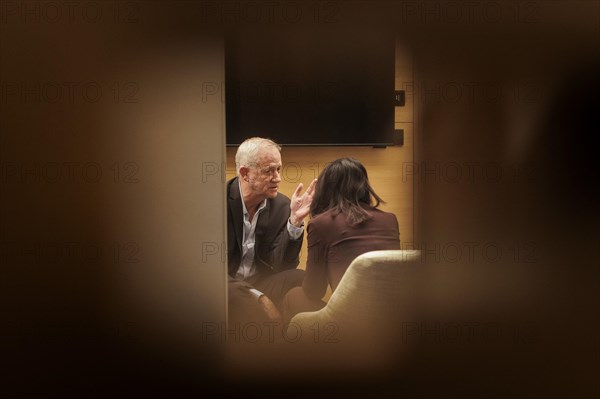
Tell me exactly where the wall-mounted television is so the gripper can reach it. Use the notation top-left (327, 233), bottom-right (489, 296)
top-left (225, 26), bottom-right (395, 146)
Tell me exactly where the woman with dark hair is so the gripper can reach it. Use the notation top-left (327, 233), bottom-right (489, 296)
top-left (282, 157), bottom-right (400, 322)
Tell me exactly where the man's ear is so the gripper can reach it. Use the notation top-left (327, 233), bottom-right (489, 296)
top-left (239, 166), bottom-right (250, 182)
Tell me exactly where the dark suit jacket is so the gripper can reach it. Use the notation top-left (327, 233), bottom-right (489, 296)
top-left (227, 177), bottom-right (303, 277)
top-left (302, 207), bottom-right (400, 300)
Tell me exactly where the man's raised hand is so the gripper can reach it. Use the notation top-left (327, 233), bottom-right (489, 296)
top-left (290, 178), bottom-right (317, 226)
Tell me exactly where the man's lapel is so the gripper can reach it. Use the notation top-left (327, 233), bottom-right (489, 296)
top-left (228, 177), bottom-right (244, 250)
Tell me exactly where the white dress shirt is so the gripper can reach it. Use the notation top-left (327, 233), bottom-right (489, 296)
top-left (235, 180), bottom-right (304, 282)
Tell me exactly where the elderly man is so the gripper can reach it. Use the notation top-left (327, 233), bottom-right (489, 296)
top-left (227, 137), bottom-right (316, 324)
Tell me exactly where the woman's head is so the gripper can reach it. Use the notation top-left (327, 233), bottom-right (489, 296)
top-left (310, 157), bottom-right (384, 225)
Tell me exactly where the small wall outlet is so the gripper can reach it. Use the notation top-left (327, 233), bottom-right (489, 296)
top-left (394, 90), bottom-right (405, 106)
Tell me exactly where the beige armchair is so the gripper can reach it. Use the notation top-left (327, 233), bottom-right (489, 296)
top-left (286, 250), bottom-right (421, 369)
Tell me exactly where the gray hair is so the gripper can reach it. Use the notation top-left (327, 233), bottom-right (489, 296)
top-left (235, 137), bottom-right (281, 175)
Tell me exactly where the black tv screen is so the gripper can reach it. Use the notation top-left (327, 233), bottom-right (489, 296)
top-left (225, 26), bottom-right (395, 146)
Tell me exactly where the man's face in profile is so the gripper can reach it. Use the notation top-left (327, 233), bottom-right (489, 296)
top-left (247, 146), bottom-right (282, 200)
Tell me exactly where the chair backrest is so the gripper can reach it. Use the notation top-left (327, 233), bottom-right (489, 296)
top-left (289, 250), bottom-right (420, 339)
top-left (324, 250), bottom-right (421, 326)
top-left (287, 250), bottom-right (422, 368)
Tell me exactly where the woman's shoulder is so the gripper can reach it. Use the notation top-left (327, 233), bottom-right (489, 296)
top-left (311, 207), bottom-right (396, 223)
top-left (309, 209), bottom-right (338, 226)
top-left (368, 207), bottom-right (399, 227)
top-left (366, 206), bottom-right (397, 218)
